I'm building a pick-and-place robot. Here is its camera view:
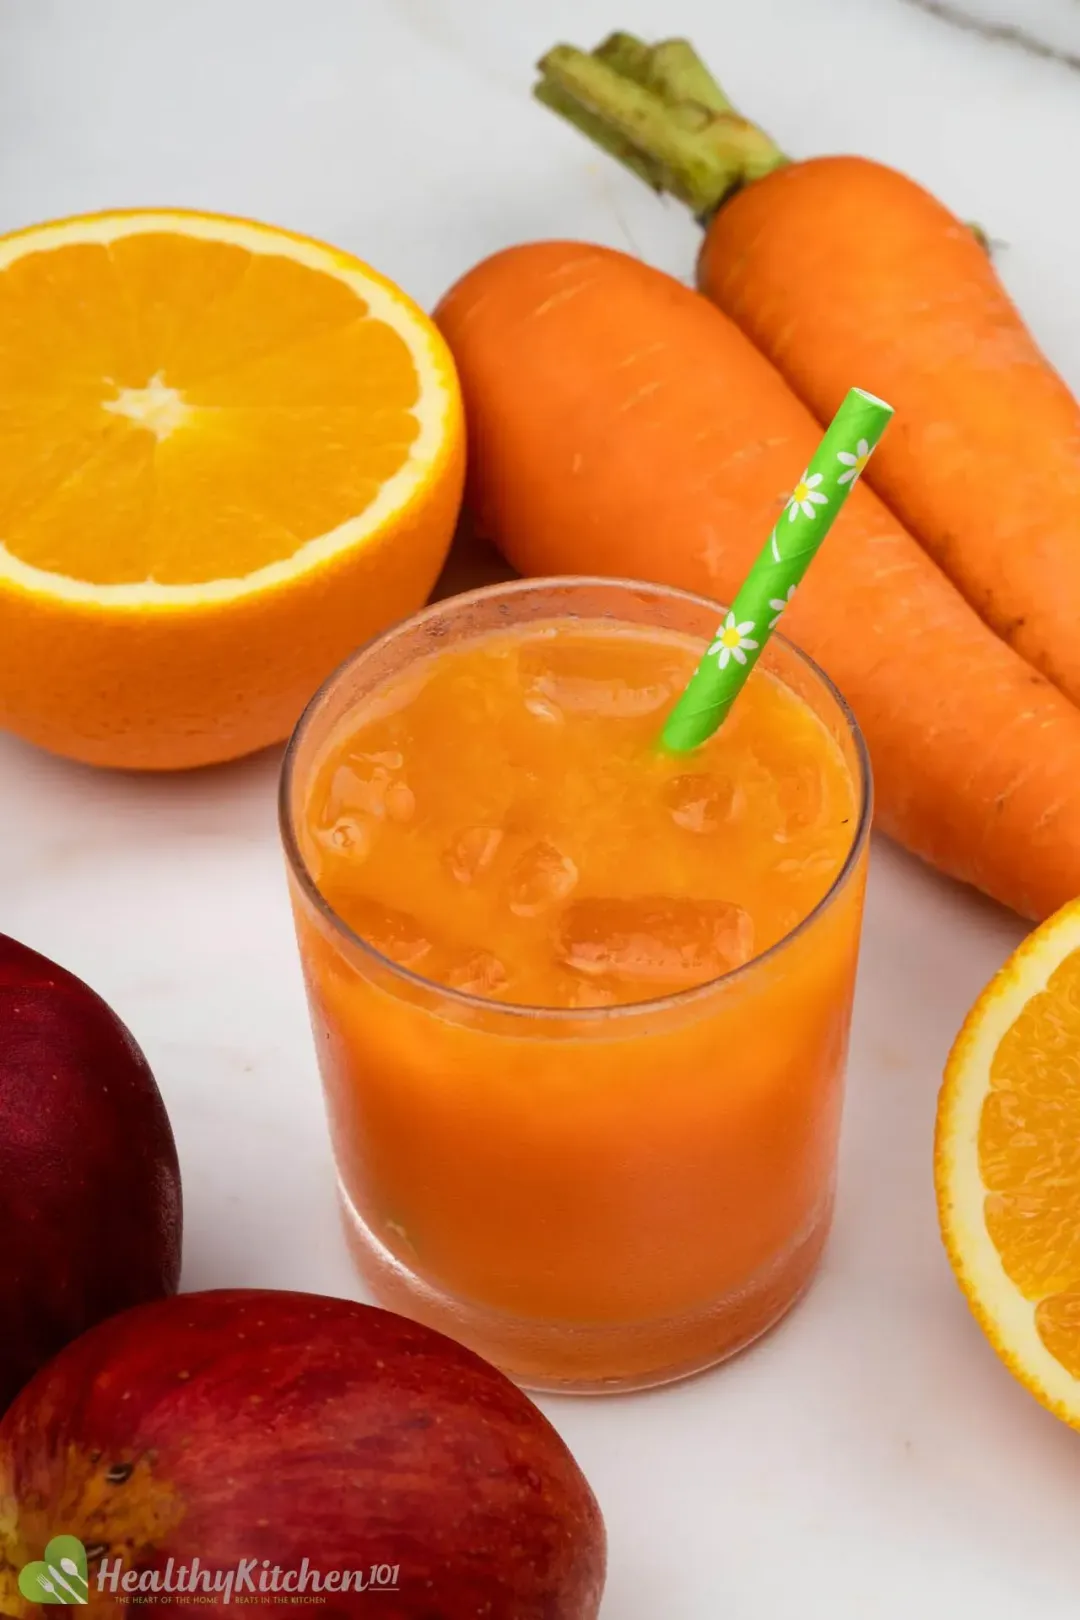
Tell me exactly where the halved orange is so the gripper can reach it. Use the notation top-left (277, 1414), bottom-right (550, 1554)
top-left (0, 209), bottom-right (464, 769)
top-left (937, 897), bottom-right (1080, 1428)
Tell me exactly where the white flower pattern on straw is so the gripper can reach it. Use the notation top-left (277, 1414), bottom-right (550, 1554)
top-left (768, 585), bottom-right (797, 628)
top-left (709, 612), bottom-right (759, 670)
top-left (787, 470), bottom-right (828, 521)
top-left (837, 438), bottom-right (871, 485)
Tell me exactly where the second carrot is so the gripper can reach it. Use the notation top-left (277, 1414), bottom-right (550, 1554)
top-left (536, 33), bottom-right (1080, 712)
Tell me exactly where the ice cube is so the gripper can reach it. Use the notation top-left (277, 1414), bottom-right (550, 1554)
top-left (325, 763), bottom-right (389, 820)
top-left (354, 749), bottom-right (404, 771)
top-left (349, 899), bottom-right (433, 970)
top-left (507, 842), bottom-right (579, 917)
top-left (558, 896), bottom-right (754, 988)
top-left (664, 773), bottom-right (741, 833)
top-left (444, 949), bottom-right (509, 997)
top-left (327, 754), bottom-right (414, 823)
top-left (772, 761), bottom-right (827, 843)
top-left (444, 826), bottom-right (504, 885)
top-left (520, 640), bottom-right (677, 718)
top-left (313, 815), bottom-right (373, 860)
top-left (751, 737), bottom-right (829, 843)
top-left (525, 674), bottom-right (671, 719)
top-left (524, 691), bottom-right (565, 726)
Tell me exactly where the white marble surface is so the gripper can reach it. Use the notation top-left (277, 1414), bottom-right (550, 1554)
top-left (3, 1), bottom-right (1080, 1614)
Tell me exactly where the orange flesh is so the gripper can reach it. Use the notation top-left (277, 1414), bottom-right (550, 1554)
top-left (982, 948), bottom-right (1080, 1376)
top-left (292, 619), bottom-right (867, 1375)
top-left (0, 232), bottom-right (420, 584)
top-left (302, 621), bottom-right (858, 1009)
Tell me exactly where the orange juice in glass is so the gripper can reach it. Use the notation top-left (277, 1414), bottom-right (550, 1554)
top-left (280, 578), bottom-right (870, 1392)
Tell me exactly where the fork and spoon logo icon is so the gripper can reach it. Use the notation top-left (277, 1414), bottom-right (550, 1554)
top-left (17, 1535), bottom-right (90, 1605)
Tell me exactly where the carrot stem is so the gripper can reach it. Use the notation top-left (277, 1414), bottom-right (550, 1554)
top-left (595, 34), bottom-right (731, 115)
top-left (537, 32), bottom-right (992, 252)
top-left (533, 77), bottom-right (666, 193)
top-left (535, 36), bottom-right (788, 218)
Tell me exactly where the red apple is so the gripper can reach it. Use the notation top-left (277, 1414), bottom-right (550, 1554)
top-left (0, 933), bottom-right (182, 1412)
top-left (0, 1289), bottom-right (606, 1619)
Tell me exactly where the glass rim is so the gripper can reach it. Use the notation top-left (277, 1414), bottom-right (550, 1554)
top-left (278, 574), bottom-right (873, 1024)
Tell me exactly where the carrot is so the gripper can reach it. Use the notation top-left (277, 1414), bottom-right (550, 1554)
top-left (534, 35), bottom-right (1080, 709)
top-left (435, 240), bottom-right (1080, 922)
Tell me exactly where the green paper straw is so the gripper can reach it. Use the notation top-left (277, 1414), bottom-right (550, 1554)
top-left (661, 387), bottom-right (894, 753)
